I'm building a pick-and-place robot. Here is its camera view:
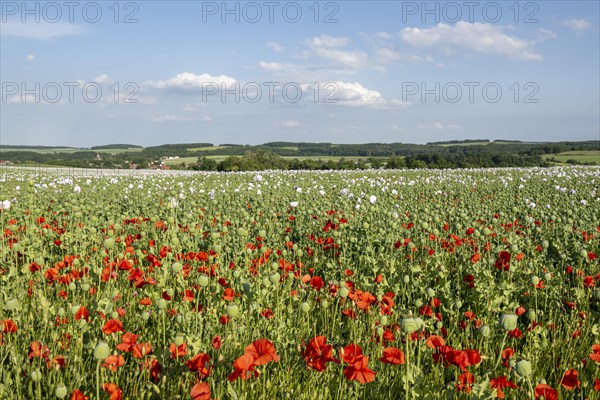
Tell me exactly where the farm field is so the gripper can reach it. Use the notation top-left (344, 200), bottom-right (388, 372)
top-left (543, 151), bottom-right (600, 165)
top-left (0, 166), bottom-right (599, 399)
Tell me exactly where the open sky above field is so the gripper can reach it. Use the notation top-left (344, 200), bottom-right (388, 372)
top-left (1, 1), bottom-right (599, 146)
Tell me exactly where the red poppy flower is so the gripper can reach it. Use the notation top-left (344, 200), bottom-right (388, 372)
top-left (132, 343), bottom-right (152, 358)
top-left (227, 353), bottom-right (259, 381)
top-left (426, 335), bottom-right (445, 349)
top-left (245, 338), bottom-right (279, 366)
top-left (212, 335), bottom-right (222, 350)
top-left (102, 383), bottom-right (122, 400)
top-left (456, 371), bottom-right (474, 393)
top-left (222, 288), bottom-right (235, 301)
top-left (380, 347), bottom-right (405, 365)
top-left (490, 376), bottom-right (518, 399)
top-left (343, 356), bottom-right (376, 384)
top-left (102, 319), bottom-right (124, 335)
top-left (186, 353), bottom-right (211, 378)
top-left (169, 343), bottom-right (187, 359)
top-left (116, 332), bottom-right (138, 352)
top-left (591, 344), bottom-right (600, 362)
top-left (561, 369), bottom-right (580, 390)
top-left (534, 384), bottom-right (558, 400)
top-left (70, 389), bottom-right (89, 400)
top-left (141, 357), bottom-right (162, 382)
top-left (340, 343), bottom-right (363, 364)
top-left (310, 276), bottom-right (324, 291)
top-left (28, 342), bottom-right (50, 360)
top-left (595, 379), bottom-right (600, 391)
top-left (190, 382), bottom-right (211, 400)
top-left (302, 336), bottom-right (339, 372)
top-left (103, 355), bottom-right (125, 372)
top-left (2, 319), bottom-right (17, 333)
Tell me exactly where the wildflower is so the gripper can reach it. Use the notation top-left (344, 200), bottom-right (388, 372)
top-left (380, 347), bottom-right (405, 365)
top-left (190, 382), bottom-right (211, 400)
top-left (561, 369), bottom-right (580, 390)
top-left (302, 336), bottom-right (339, 372)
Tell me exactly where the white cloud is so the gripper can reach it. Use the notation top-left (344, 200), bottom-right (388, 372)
top-left (303, 35), bottom-right (369, 70)
top-left (93, 74), bottom-right (114, 84)
top-left (536, 28), bottom-right (557, 43)
top-left (376, 48), bottom-right (433, 63)
top-left (266, 41), bottom-right (284, 52)
top-left (276, 120), bottom-right (304, 128)
top-left (562, 19), bottom-right (591, 33)
top-left (152, 114), bottom-right (204, 122)
top-left (307, 81), bottom-right (409, 109)
top-left (145, 72), bottom-right (237, 90)
top-left (25, 54), bottom-right (35, 61)
top-left (417, 122), bottom-right (461, 130)
top-left (199, 115), bottom-right (212, 121)
top-left (400, 22), bottom-right (542, 61)
top-left (0, 21), bottom-right (86, 39)
top-left (258, 61), bottom-right (291, 72)
top-left (306, 35), bottom-right (349, 48)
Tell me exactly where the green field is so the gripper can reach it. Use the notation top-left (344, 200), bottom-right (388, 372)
top-left (162, 156), bottom-right (199, 165)
top-left (543, 150), bottom-right (600, 165)
top-left (0, 147), bottom-right (143, 155)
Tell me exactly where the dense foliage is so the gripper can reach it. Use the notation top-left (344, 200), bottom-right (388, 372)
top-left (0, 166), bottom-right (598, 399)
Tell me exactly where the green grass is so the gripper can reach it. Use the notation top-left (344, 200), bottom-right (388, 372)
top-left (543, 150), bottom-right (600, 165)
top-left (188, 146), bottom-right (231, 152)
top-left (0, 147), bottom-right (143, 155)
top-left (162, 157), bottom-right (198, 165)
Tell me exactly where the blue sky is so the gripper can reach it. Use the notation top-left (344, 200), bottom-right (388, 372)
top-left (1, 0), bottom-right (598, 146)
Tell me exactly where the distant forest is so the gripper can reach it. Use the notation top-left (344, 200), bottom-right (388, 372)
top-left (0, 140), bottom-right (598, 171)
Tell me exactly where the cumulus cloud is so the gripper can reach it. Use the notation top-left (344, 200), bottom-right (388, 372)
top-left (562, 19), bottom-right (591, 33)
top-left (276, 120), bottom-right (304, 127)
top-left (304, 81), bottom-right (409, 109)
top-left (25, 54), bottom-right (35, 61)
top-left (400, 22), bottom-right (542, 61)
top-left (153, 114), bottom-right (197, 122)
top-left (266, 41), bottom-right (285, 52)
top-left (145, 72), bottom-right (237, 90)
top-left (303, 35), bottom-right (369, 70)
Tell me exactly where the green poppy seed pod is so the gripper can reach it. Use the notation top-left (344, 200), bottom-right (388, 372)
top-left (94, 341), bottom-right (110, 360)
top-left (530, 276), bottom-right (540, 286)
top-left (55, 384), bottom-right (68, 399)
top-left (301, 302), bottom-right (311, 313)
top-left (4, 299), bottom-right (19, 310)
top-left (400, 318), bottom-right (423, 334)
top-left (258, 230), bottom-right (266, 238)
top-left (142, 311), bottom-right (150, 320)
top-left (226, 304), bottom-right (239, 318)
top-left (198, 275), bottom-right (209, 287)
top-left (454, 300), bottom-right (462, 309)
top-left (414, 299), bottom-right (423, 308)
top-left (525, 310), bottom-right (536, 321)
top-left (435, 321), bottom-right (443, 330)
top-left (70, 305), bottom-right (80, 315)
top-left (515, 360), bottom-right (532, 378)
top-left (403, 275), bottom-right (410, 284)
top-left (174, 333), bottom-right (185, 346)
top-left (511, 245), bottom-right (519, 253)
top-left (593, 289), bottom-right (600, 301)
top-left (176, 314), bottom-right (183, 324)
top-left (376, 326), bottom-right (384, 337)
top-left (478, 325), bottom-right (491, 337)
top-left (321, 300), bottom-right (329, 309)
top-left (380, 315), bottom-right (388, 325)
top-left (483, 228), bottom-right (491, 236)
top-left (110, 311), bottom-right (118, 320)
top-left (157, 299), bottom-right (168, 310)
top-left (57, 307), bottom-right (65, 317)
top-left (171, 262), bottom-right (182, 274)
top-left (103, 238), bottom-right (114, 249)
top-left (426, 288), bottom-right (435, 298)
top-left (499, 314), bottom-right (518, 331)
top-left (339, 287), bottom-right (349, 298)
top-left (269, 272), bottom-right (280, 285)
top-left (171, 237), bottom-right (180, 246)
top-left (543, 272), bottom-right (552, 281)
top-left (233, 270), bottom-right (241, 278)
top-left (30, 369), bottom-right (42, 382)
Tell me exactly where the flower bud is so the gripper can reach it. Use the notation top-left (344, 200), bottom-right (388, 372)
top-left (55, 384), bottom-right (68, 399)
top-left (198, 275), bottom-right (209, 287)
top-left (226, 304), bottom-right (239, 318)
top-left (515, 360), bottom-right (532, 377)
top-left (94, 341), bottom-right (110, 360)
top-left (478, 325), bottom-right (491, 337)
top-left (400, 318), bottom-right (422, 334)
top-left (339, 287), bottom-right (349, 298)
top-left (498, 314), bottom-right (518, 331)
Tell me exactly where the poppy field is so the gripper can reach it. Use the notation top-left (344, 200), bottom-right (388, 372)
top-left (0, 166), bottom-right (599, 399)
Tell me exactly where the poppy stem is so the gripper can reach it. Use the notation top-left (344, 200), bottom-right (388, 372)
top-left (494, 333), bottom-right (508, 370)
top-left (96, 360), bottom-right (101, 400)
